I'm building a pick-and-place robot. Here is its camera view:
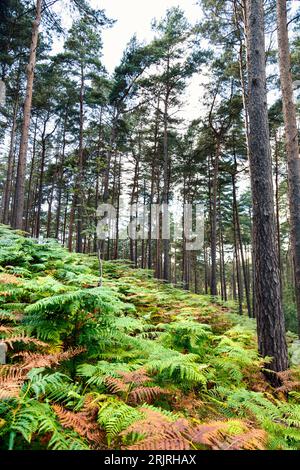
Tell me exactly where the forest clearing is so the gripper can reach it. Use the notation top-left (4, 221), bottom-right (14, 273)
top-left (1, 0), bottom-right (300, 456)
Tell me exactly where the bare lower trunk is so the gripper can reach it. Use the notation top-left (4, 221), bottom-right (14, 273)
top-left (246, 0), bottom-right (288, 373)
top-left (13, 0), bottom-right (42, 229)
top-left (1, 83), bottom-right (19, 224)
top-left (277, 0), bottom-right (300, 338)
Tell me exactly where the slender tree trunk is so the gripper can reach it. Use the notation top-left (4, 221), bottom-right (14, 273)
top-left (35, 120), bottom-right (48, 238)
top-left (204, 246), bottom-right (208, 294)
top-left (62, 192), bottom-right (69, 246)
top-left (232, 258), bottom-right (237, 301)
top-left (274, 131), bottom-right (283, 293)
top-left (24, 118), bottom-right (38, 232)
top-left (233, 202), bottom-right (243, 314)
top-left (232, 170), bottom-right (252, 317)
top-left (148, 98), bottom-right (160, 270)
top-left (1, 76), bottom-right (20, 224)
top-left (210, 141), bottom-right (221, 295)
top-left (162, 79), bottom-right (170, 281)
top-left (12, 0), bottom-right (42, 229)
top-left (114, 154), bottom-right (121, 259)
top-left (277, 0), bottom-right (300, 337)
top-left (55, 109), bottom-right (68, 240)
top-left (246, 0), bottom-right (288, 373)
top-left (75, 64), bottom-right (84, 253)
top-left (68, 199), bottom-right (75, 252)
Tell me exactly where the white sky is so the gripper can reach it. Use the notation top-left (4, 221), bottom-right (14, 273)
top-left (50, 0), bottom-right (205, 121)
top-left (94, 0), bottom-right (201, 73)
top-left (96, 0), bottom-right (205, 122)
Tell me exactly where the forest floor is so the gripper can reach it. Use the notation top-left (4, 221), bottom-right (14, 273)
top-left (0, 224), bottom-right (300, 450)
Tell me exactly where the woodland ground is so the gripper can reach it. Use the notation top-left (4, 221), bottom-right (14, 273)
top-left (0, 224), bottom-right (300, 450)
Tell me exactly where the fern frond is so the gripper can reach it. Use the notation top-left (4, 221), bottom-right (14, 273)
top-left (52, 404), bottom-right (104, 447)
top-left (14, 347), bottom-right (85, 369)
top-left (121, 406), bottom-right (190, 450)
top-left (3, 334), bottom-right (48, 349)
top-left (0, 367), bottom-right (27, 398)
top-left (128, 386), bottom-right (169, 404)
top-left (98, 401), bottom-right (144, 446)
top-left (105, 376), bottom-right (129, 394)
top-left (190, 420), bottom-right (267, 450)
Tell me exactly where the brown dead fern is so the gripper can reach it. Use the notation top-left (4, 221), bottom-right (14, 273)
top-left (121, 407), bottom-right (191, 450)
top-left (104, 376), bottom-right (130, 395)
top-left (3, 334), bottom-right (48, 349)
top-left (0, 366), bottom-right (27, 399)
top-left (13, 347), bottom-right (86, 369)
top-left (52, 404), bottom-right (105, 448)
top-left (128, 386), bottom-right (169, 404)
top-left (118, 368), bottom-right (151, 385)
top-left (0, 274), bottom-right (21, 285)
top-left (189, 420), bottom-right (267, 450)
top-left (275, 370), bottom-right (300, 395)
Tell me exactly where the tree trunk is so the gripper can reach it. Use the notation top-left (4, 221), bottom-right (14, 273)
top-left (274, 131), bottom-right (283, 293)
top-left (233, 201), bottom-right (243, 314)
top-left (277, 0), bottom-right (300, 338)
top-left (162, 82), bottom-right (170, 281)
top-left (12, 0), bottom-right (42, 229)
top-left (1, 74), bottom-right (20, 225)
top-left (246, 0), bottom-right (288, 373)
top-left (232, 170), bottom-right (252, 317)
top-left (210, 142), bottom-right (221, 296)
top-left (75, 64), bottom-right (84, 253)
top-left (55, 108), bottom-right (68, 240)
top-left (35, 120), bottom-right (48, 238)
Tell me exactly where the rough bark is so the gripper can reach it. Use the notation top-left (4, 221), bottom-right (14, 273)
top-left (12, 0), bottom-right (42, 229)
top-left (246, 0), bottom-right (288, 373)
top-left (1, 74), bottom-right (20, 224)
top-left (277, 0), bottom-right (300, 337)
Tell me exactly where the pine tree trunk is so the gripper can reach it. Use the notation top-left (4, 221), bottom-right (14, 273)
top-left (233, 202), bottom-right (243, 314)
top-left (35, 120), bottom-right (47, 238)
top-left (55, 109), bottom-right (68, 240)
top-left (148, 98), bottom-right (160, 270)
top-left (277, 0), bottom-right (300, 338)
top-left (232, 171), bottom-right (252, 317)
top-left (246, 0), bottom-right (288, 373)
top-left (75, 64), bottom-right (84, 253)
top-left (1, 75), bottom-right (20, 225)
top-left (210, 141), bottom-right (221, 296)
top-left (12, 0), bottom-right (42, 229)
top-left (274, 131), bottom-right (283, 293)
top-left (162, 82), bottom-right (170, 282)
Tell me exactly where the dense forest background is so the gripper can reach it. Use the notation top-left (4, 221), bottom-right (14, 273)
top-left (0, 1), bottom-right (300, 365)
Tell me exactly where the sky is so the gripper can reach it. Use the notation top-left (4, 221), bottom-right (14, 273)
top-left (51, 0), bottom-right (205, 121)
top-left (93, 0), bottom-right (201, 74)
top-left (95, 0), bottom-right (205, 122)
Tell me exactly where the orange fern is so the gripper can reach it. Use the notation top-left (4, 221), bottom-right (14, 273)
top-left (14, 347), bottom-right (85, 369)
top-left (189, 420), bottom-right (267, 450)
top-left (118, 368), bottom-right (151, 385)
top-left (0, 274), bottom-right (21, 285)
top-left (0, 325), bottom-right (16, 334)
top-left (0, 366), bottom-right (27, 398)
top-left (3, 334), bottom-right (48, 349)
top-left (128, 386), bottom-right (169, 404)
top-left (275, 370), bottom-right (300, 394)
top-left (122, 407), bottom-right (190, 450)
top-left (105, 376), bottom-right (129, 394)
top-left (52, 404), bottom-right (105, 448)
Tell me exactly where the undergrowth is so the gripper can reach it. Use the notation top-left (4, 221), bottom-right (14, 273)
top-left (0, 224), bottom-right (300, 450)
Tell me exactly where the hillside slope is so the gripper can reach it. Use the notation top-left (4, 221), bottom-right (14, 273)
top-left (0, 225), bottom-right (300, 450)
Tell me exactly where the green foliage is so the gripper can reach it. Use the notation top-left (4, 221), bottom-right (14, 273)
top-left (0, 226), bottom-right (300, 450)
